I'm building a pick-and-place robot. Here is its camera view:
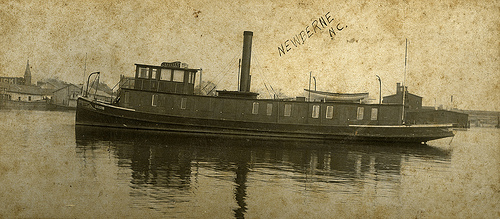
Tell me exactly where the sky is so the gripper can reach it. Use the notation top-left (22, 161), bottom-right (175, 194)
top-left (0, 0), bottom-right (498, 111)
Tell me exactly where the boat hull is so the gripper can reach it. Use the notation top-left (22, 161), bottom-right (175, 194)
top-left (76, 97), bottom-right (454, 143)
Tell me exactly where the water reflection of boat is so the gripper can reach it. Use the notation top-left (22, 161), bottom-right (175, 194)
top-left (75, 126), bottom-right (451, 217)
top-left (76, 31), bottom-right (454, 144)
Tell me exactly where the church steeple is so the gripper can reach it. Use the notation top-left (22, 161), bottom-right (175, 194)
top-left (24, 59), bottom-right (31, 85)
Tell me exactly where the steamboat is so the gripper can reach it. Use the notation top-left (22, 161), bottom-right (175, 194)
top-left (76, 31), bottom-right (454, 143)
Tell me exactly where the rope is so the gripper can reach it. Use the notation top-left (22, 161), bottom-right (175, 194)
top-left (202, 51), bottom-right (239, 91)
top-left (263, 82), bottom-right (273, 98)
top-left (253, 52), bottom-right (280, 98)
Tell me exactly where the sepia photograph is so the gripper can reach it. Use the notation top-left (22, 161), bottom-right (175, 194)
top-left (0, 0), bottom-right (498, 218)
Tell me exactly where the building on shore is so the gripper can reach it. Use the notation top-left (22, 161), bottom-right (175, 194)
top-left (383, 83), bottom-right (468, 128)
top-left (455, 109), bottom-right (500, 128)
top-left (406, 109), bottom-right (469, 128)
top-left (0, 60), bottom-right (52, 110)
top-left (0, 82), bottom-right (51, 110)
top-left (0, 60), bottom-right (31, 85)
top-left (51, 84), bottom-right (82, 108)
top-left (52, 84), bottom-right (112, 109)
top-left (0, 59), bottom-right (114, 110)
top-left (382, 83), bottom-right (422, 110)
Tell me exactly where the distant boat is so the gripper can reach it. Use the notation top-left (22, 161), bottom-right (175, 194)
top-left (75, 31), bottom-right (454, 144)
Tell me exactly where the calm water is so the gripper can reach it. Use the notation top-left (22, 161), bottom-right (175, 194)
top-left (0, 111), bottom-right (498, 218)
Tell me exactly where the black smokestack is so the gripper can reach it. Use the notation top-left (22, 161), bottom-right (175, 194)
top-left (239, 31), bottom-right (253, 92)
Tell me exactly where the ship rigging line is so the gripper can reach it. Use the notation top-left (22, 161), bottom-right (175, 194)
top-left (263, 82), bottom-right (273, 99)
top-left (253, 52), bottom-right (280, 98)
top-left (202, 51), bottom-right (239, 92)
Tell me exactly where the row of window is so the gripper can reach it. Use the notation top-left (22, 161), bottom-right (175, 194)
top-left (253, 103), bottom-right (379, 120)
top-left (149, 95), bottom-right (380, 121)
top-left (137, 67), bottom-right (196, 84)
top-left (152, 95), bottom-right (187, 109)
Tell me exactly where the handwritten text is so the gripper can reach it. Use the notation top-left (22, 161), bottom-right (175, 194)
top-left (278, 11), bottom-right (347, 57)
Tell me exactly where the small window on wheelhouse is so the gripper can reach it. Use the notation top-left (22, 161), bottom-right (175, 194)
top-left (138, 67), bottom-right (149, 78)
top-left (188, 72), bottom-right (195, 84)
top-left (252, 102), bottom-right (259, 114)
top-left (151, 69), bottom-right (158, 79)
top-left (357, 107), bottom-right (364, 120)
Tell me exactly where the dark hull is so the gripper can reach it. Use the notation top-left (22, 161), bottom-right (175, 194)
top-left (76, 97), bottom-right (454, 143)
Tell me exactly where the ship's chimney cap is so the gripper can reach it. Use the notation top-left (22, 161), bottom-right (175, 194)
top-left (243, 31), bottom-right (253, 36)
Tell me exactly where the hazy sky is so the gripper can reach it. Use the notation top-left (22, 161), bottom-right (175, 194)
top-left (0, 0), bottom-right (498, 111)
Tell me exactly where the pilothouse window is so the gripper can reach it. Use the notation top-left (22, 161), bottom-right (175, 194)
top-left (173, 70), bottom-right (184, 82)
top-left (188, 72), bottom-right (195, 84)
top-left (160, 69), bottom-right (172, 81)
top-left (138, 67), bottom-right (149, 78)
top-left (151, 69), bottom-right (158, 79)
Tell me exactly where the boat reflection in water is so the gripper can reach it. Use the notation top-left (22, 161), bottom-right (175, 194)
top-left (75, 126), bottom-right (451, 218)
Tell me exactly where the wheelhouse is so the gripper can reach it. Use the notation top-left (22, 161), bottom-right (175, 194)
top-left (122, 61), bottom-right (199, 95)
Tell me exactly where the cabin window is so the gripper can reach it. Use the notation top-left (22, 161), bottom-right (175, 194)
top-left (357, 107), bottom-right (364, 120)
top-left (266, 103), bottom-right (273, 116)
top-left (371, 108), bottom-right (378, 120)
top-left (160, 69), bottom-right (172, 81)
top-left (180, 98), bottom-right (187, 109)
top-left (138, 67), bottom-right (149, 78)
top-left (284, 104), bottom-right (292, 117)
top-left (151, 69), bottom-right (158, 79)
top-left (28, 96), bottom-right (31, 101)
top-left (326, 106), bottom-right (334, 119)
top-left (152, 94), bottom-right (158, 107)
top-left (312, 105), bottom-right (320, 118)
top-left (252, 102), bottom-right (259, 114)
top-left (173, 70), bottom-right (184, 82)
top-left (124, 91), bottom-right (130, 104)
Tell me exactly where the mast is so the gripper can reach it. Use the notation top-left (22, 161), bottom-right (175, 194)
top-left (401, 39), bottom-right (408, 124)
top-left (308, 71), bottom-right (312, 101)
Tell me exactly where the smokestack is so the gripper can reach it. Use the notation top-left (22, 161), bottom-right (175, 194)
top-left (239, 31), bottom-right (253, 92)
